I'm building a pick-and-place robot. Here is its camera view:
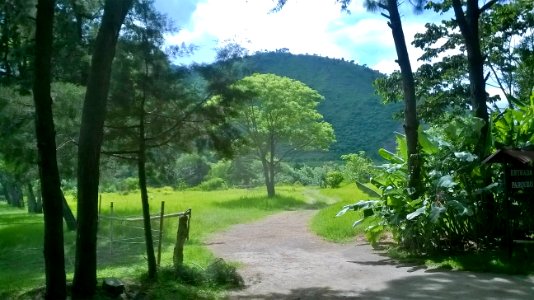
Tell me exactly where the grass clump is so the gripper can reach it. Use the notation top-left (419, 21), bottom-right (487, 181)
top-left (140, 259), bottom-right (243, 299)
top-left (310, 183), bottom-right (374, 242)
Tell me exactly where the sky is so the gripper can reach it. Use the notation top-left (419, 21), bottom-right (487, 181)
top-left (153, 0), bottom-right (451, 74)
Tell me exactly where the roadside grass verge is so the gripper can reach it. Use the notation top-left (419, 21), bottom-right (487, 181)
top-left (310, 183), bottom-right (375, 243)
top-left (310, 184), bottom-right (534, 275)
top-left (389, 246), bottom-right (534, 275)
top-left (0, 185), bottom-right (326, 298)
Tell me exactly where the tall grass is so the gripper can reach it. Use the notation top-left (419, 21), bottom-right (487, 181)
top-left (0, 185), bottom-right (327, 298)
top-left (311, 183), bottom-right (374, 242)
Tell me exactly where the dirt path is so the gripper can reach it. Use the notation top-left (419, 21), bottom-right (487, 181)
top-left (207, 210), bottom-right (534, 299)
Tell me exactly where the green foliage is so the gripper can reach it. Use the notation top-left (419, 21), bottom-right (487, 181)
top-left (279, 163), bottom-right (329, 186)
top-left (120, 177), bottom-right (139, 193)
top-left (413, 1), bottom-right (534, 120)
top-left (325, 171), bottom-right (344, 188)
top-left (197, 178), bottom-right (228, 191)
top-left (341, 151), bottom-right (375, 183)
top-left (243, 52), bottom-right (401, 161)
top-left (492, 92), bottom-right (534, 148)
top-left (173, 154), bottom-right (210, 188)
top-left (1, 186), bottom-right (328, 297)
top-left (231, 72), bottom-right (335, 197)
top-left (173, 264), bottom-right (206, 286)
top-left (311, 184), bottom-right (374, 242)
top-left (338, 116), bottom-right (493, 252)
top-left (204, 258), bottom-right (244, 288)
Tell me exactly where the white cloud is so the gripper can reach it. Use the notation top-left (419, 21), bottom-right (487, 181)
top-left (159, 0), bottom-right (441, 68)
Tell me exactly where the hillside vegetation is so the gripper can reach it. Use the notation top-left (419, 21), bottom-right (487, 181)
top-left (242, 52), bottom-right (401, 161)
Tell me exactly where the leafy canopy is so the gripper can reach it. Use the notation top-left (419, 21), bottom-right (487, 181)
top-left (232, 73), bottom-right (335, 155)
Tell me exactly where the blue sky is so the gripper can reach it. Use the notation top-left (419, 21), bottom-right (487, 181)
top-left (153, 0), bottom-right (449, 74)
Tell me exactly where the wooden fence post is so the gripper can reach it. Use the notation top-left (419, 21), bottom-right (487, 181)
top-left (157, 201), bottom-right (165, 266)
top-left (110, 201), bottom-right (114, 256)
top-left (173, 209), bottom-right (191, 268)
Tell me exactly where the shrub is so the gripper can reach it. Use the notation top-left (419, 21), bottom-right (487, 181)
top-left (120, 177), bottom-right (139, 192)
top-left (205, 258), bottom-right (243, 288)
top-left (197, 178), bottom-right (228, 191)
top-left (325, 171), bottom-right (344, 188)
top-left (174, 265), bottom-right (206, 286)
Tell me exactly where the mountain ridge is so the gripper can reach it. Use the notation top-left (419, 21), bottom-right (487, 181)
top-left (241, 51), bottom-right (401, 161)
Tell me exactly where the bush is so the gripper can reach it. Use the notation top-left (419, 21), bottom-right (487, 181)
top-left (341, 151), bottom-right (375, 183)
top-left (174, 265), bottom-right (206, 286)
top-left (205, 258), bottom-right (243, 288)
top-left (197, 178), bottom-right (228, 191)
top-left (325, 171), bottom-right (344, 188)
top-left (120, 177), bottom-right (138, 192)
top-left (174, 154), bottom-right (210, 187)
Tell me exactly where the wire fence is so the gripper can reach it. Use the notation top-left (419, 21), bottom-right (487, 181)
top-left (0, 200), bottom-right (191, 277)
top-left (96, 201), bottom-right (191, 267)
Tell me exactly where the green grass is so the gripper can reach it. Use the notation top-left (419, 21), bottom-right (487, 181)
top-left (310, 183), bottom-right (374, 242)
top-left (0, 185), bottom-right (328, 298)
top-left (388, 246), bottom-right (534, 275)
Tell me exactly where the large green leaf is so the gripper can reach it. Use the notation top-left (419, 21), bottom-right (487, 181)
top-left (419, 129), bottom-right (439, 154)
top-left (429, 204), bottom-right (446, 223)
top-left (407, 206), bottom-right (426, 220)
top-left (437, 175), bottom-right (457, 188)
top-left (454, 151), bottom-right (477, 162)
top-left (378, 148), bottom-right (404, 164)
top-left (395, 133), bottom-right (408, 161)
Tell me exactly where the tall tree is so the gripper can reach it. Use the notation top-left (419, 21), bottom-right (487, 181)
top-left (103, 0), bottom-right (240, 278)
top-left (449, 0), bottom-right (495, 158)
top-left (73, 0), bottom-right (133, 296)
top-left (364, 0), bottom-right (423, 198)
top-left (274, 0), bottom-right (423, 197)
top-left (413, 1), bottom-right (534, 121)
top-left (231, 73), bottom-right (335, 197)
top-left (32, 0), bottom-right (67, 298)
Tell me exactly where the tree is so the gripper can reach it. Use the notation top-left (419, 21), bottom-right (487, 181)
top-left (422, 0), bottom-right (497, 157)
top-left (73, 0), bottom-right (133, 296)
top-left (274, 0), bottom-right (422, 197)
top-left (32, 0), bottom-right (67, 298)
top-left (231, 73), bottom-right (335, 197)
top-left (450, 0), bottom-right (494, 157)
top-left (364, 0), bottom-right (423, 198)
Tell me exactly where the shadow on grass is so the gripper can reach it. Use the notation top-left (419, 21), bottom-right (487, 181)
top-left (214, 195), bottom-right (327, 211)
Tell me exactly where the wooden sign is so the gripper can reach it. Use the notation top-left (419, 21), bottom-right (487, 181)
top-left (506, 166), bottom-right (534, 199)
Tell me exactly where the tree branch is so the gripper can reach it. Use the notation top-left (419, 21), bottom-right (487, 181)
top-left (451, 0), bottom-right (469, 37)
top-left (479, 0), bottom-right (498, 14)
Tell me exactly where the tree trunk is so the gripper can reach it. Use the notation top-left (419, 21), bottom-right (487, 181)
top-left (27, 182), bottom-right (42, 213)
top-left (1, 180), bottom-right (9, 203)
top-left (61, 190), bottom-right (77, 231)
top-left (451, 0), bottom-right (494, 235)
top-left (7, 181), bottom-right (24, 208)
top-left (32, 0), bottom-right (67, 298)
top-left (387, 0), bottom-right (421, 199)
top-left (138, 84), bottom-right (157, 280)
top-left (260, 157), bottom-right (275, 198)
top-left (451, 0), bottom-right (490, 158)
top-left (73, 0), bottom-right (133, 297)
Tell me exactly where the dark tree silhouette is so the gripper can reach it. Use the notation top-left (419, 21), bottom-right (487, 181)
top-left (32, 0), bottom-right (67, 298)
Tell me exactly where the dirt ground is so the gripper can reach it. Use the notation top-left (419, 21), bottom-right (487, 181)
top-left (207, 210), bottom-right (534, 299)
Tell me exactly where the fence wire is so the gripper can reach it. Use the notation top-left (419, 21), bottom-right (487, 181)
top-left (1, 202), bottom-right (190, 277)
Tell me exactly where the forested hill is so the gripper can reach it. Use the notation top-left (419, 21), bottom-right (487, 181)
top-left (242, 52), bottom-right (400, 161)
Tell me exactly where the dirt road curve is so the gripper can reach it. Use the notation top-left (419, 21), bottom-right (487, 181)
top-left (207, 210), bottom-right (534, 299)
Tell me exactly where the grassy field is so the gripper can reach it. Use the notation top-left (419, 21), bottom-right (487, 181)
top-left (0, 185), bottom-right (333, 298)
top-left (3, 183), bottom-right (530, 298)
